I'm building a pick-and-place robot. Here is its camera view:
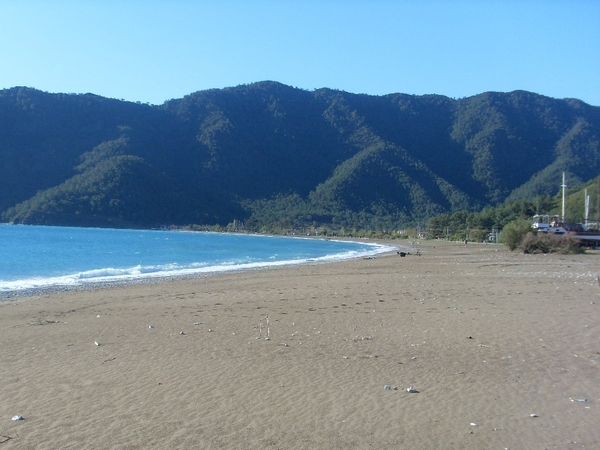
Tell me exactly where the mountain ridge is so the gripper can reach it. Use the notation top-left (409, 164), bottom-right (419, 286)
top-left (1, 82), bottom-right (599, 229)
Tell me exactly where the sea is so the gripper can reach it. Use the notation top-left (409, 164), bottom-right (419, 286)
top-left (0, 224), bottom-right (395, 295)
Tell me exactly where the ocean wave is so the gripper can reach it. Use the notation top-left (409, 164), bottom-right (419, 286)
top-left (0, 241), bottom-right (396, 292)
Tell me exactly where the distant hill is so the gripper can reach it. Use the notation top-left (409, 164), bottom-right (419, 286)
top-left (1, 82), bottom-right (599, 229)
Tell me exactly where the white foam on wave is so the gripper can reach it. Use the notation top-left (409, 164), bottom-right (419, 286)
top-left (0, 241), bottom-right (395, 292)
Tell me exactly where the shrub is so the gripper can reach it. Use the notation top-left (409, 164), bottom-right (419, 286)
top-left (499, 220), bottom-right (532, 250)
top-left (468, 228), bottom-right (487, 242)
top-left (521, 232), bottom-right (584, 254)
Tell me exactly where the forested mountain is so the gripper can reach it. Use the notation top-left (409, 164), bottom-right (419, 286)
top-left (1, 82), bottom-right (599, 230)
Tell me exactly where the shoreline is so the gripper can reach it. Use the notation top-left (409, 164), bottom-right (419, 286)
top-left (0, 240), bottom-right (405, 301)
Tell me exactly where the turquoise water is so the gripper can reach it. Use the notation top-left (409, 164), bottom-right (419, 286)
top-left (0, 225), bottom-right (394, 292)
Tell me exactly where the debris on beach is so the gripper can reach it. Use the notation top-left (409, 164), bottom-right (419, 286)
top-left (384, 385), bottom-right (398, 390)
top-left (406, 386), bottom-right (419, 393)
top-left (353, 335), bottom-right (373, 341)
top-left (148, 325), bottom-right (154, 329)
top-left (530, 414), bottom-right (538, 417)
top-left (94, 341), bottom-right (100, 346)
top-left (11, 415), bottom-right (23, 421)
top-left (570, 397), bottom-right (588, 402)
top-left (179, 331), bottom-right (185, 335)
top-left (258, 315), bottom-right (270, 340)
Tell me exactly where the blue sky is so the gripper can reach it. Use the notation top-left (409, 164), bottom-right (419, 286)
top-left (1, 0), bottom-right (598, 106)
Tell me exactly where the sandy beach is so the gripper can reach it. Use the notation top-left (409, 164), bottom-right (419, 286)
top-left (1, 241), bottom-right (599, 449)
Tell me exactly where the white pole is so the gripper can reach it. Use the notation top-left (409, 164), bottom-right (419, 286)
top-left (561, 172), bottom-right (566, 222)
top-left (585, 189), bottom-right (590, 226)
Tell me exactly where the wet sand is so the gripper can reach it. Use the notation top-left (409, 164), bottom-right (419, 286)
top-left (1, 241), bottom-right (599, 449)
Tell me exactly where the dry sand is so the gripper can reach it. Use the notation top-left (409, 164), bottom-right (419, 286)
top-left (1, 241), bottom-right (599, 449)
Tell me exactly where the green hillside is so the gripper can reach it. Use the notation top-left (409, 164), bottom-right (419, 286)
top-left (1, 82), bottom-right (599, 230)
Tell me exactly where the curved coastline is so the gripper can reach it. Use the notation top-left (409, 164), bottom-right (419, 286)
top-left (0, 238), bottom-right (402, 300)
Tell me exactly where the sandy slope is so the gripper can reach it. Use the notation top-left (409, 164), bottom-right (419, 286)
top-left (1, 241), bottom-right (599, 449)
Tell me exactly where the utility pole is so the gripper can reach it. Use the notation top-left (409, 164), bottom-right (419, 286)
top-left (585, 189), bottom-right (590, 227)
top-left (561, 172), bottom-right (566, 223)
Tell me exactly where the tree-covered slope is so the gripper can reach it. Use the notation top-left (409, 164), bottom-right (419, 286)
top-left (2, 142), bottom-right (230, 228)
top-left (1, 82), bottom-right (599, 229)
